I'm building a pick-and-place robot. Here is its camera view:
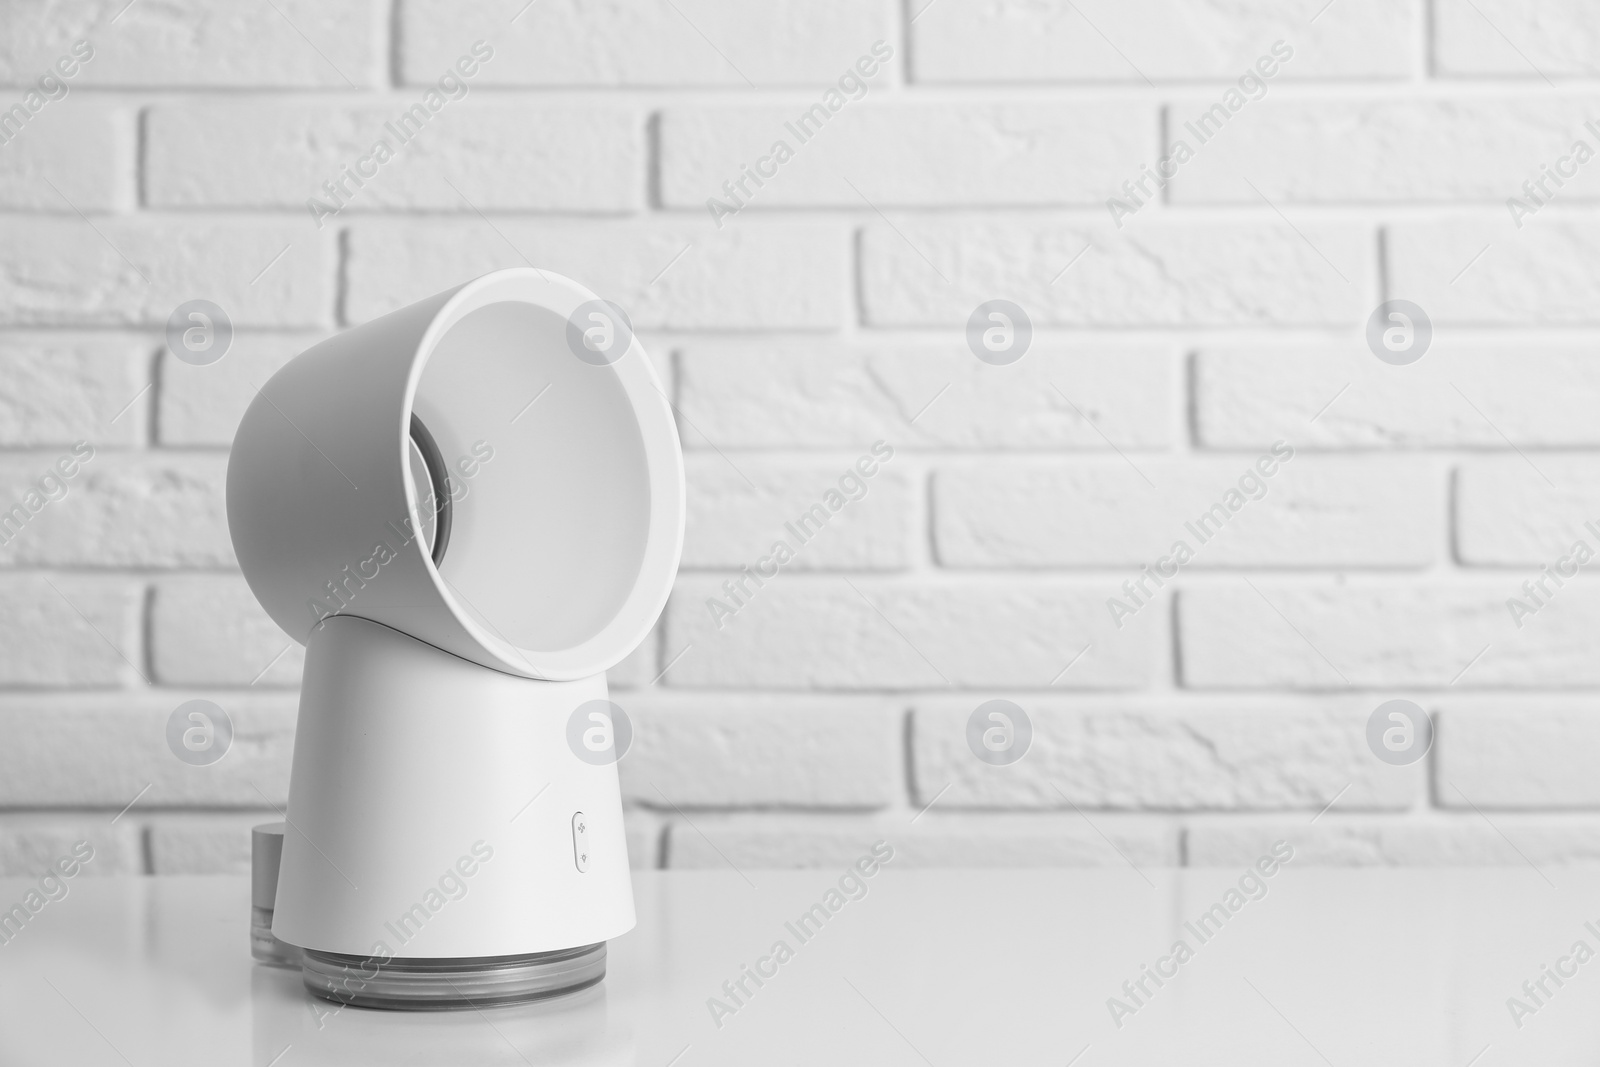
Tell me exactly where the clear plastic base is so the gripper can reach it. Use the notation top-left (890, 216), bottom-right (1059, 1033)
top-left (299, 942), bottom-right (606, 1011)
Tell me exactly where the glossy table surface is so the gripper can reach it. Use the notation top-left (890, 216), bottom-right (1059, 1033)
top-left (1, 867), bottom-right (1597, 1064)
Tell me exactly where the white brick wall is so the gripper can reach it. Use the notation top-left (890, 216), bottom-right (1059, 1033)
top-left (6, 0), bottom-right (1600, 874)
top-left (146, 102), bottom-right (644, 212)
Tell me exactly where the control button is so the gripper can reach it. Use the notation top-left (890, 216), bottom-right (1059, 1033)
top-left (572, 812), bottom-right (589, 873)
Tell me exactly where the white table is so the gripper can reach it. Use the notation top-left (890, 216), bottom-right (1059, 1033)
top-left (0, 868), bottom-right (1595, 1064)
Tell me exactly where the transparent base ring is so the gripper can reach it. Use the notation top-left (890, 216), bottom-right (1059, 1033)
top-left (301, 942), bottom-right (606, 1011)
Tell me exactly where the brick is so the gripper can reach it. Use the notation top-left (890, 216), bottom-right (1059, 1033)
top-left (0, 817), bottom-right (140, 877)
top-left (0, 219), bottom-right (328, 327)
top-left (1186, 817), bottom-right (1600, 865)
top-left (0, 694), bottom-right (297, 807)
top-left (911, 0), bottom-right (1410, 82)
top-left (0, 576), bottom-right (141, 687)
top-left (1172, 99), bottom-right (1600, 203)
top-left (0, 335), bottom-right (150, 446)
top-left (665, 578), bottom-right (1158, 690)
top-left (683, 456), bottom-right (913, 571)
top-left (1178, 586), bottom-right (1600, 689)
top-left (1195, 347), bottom-right (1600, 449)
top-left (1435, 0), bottom-right (1600, 77)
top-left (1456, 457), bottom-right (1600, 566)
top-left (346, 221), bottom-right (844, 330)
top-left (661, 103), bottom-right (1152, 209)
top-left (400, 0), bottom-right (895, 87)
top-left (147, 102), bottom-right (640, 213)
top-left (933, 456), bottom-right (1438, 568)
top-left (146, 814), bottom-right (274, 875)
top-left (158, 331), bottom-right (314, 446)
top-left (861, 221), bottom-right (1369, 327)
top-left (666, 813), bottom-right (1179, 867)
top-left (0, 101), bottom-right (125, 211)
top-left (677, 341), bottom-right (1176, 450)
top-left (1387, 220), bottom-right (1600, 325)
top-left (624, 808), bottom-right (664, 869)
top-left (0, 452), bottom-right (231, 568)
top-left (1435, 703), bottom-right (1600, 809)
top-left (151, 576), bottom-right (302, 688)
top-left (619, 695), bottom-right (899, 808)
top-left (0, 1), bottom-right (382, 87)
top-left (912, 700), bottom-right (1418, 810)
